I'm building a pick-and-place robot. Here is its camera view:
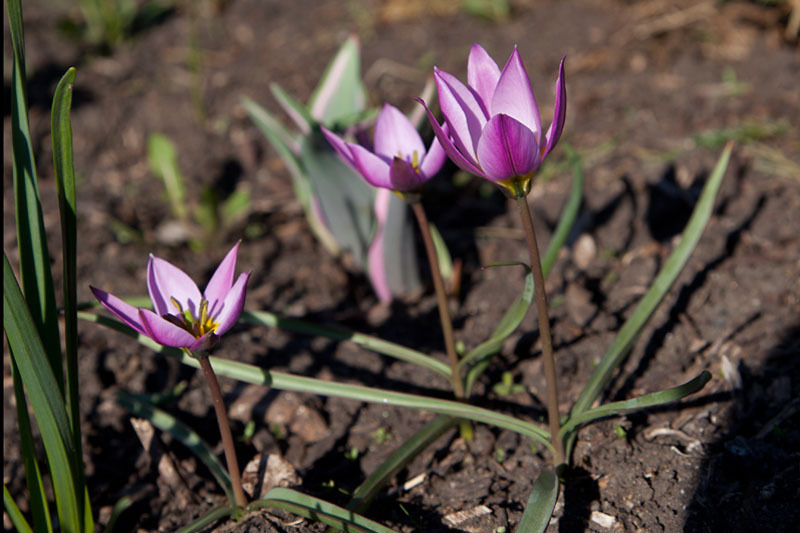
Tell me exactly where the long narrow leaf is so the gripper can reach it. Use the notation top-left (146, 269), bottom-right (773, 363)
top-left (463, 155), bottom-right (584, 395)
top-left (270, 83), bottom-right (313, 134)
top-left (3, 485), bottom-right (33, 533)
top-left (241, 310), bottom-right (451, 378)
top-left (516, 469), bottom-right (559, 533)
top-left (174, 505), bottom-right (236, 533)
top-left (559, 371), bottom-right (711, 438)
top-left (51, 66), bottom-right (91, 532)
top-left (7, 0), bottom-right (63, 391)
top-left (252, 488), bottom-right (399, 533)
top-left (115, 389), bottom-right (234, 502)
top-left (79, 312), bottom-right (553, 449)
top-left (348, 415), bottom-right (458, 513)
top-left (10, 357), bottom-right (53, 533)
top-left (568, 144), bottom-right (732, 423)
top-left (308, 35), bottom-right (367, 125)
top-left (5, 256), bottom-right (80, 533)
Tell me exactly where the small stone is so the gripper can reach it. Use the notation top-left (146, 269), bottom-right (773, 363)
top-left (590, 510), bottom-right (617, 529)
top-left (241, 453), bottom-right (301, 499)
top-left (573, 234), bottom-right (597, 270)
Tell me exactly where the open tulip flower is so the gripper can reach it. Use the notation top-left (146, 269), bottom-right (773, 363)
top-left (322, 103), bottom-right (446, 193)
top-left (419, 44), bottom-right (566, 196)
top-left (91, 243), bottom-right (250, 353)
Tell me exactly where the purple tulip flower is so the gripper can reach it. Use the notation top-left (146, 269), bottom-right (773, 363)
top-left (321, 103), bottom-right (446, 192)
top-left (91, 243), bottom-right (250, 352)
top-left (419, 44), bottom-right (566, 195)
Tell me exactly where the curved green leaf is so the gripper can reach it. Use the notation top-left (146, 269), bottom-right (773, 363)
top-left (560, 371), bottom-right (711, 438)
top-left (115, 389), bottom-right (234, 503)
top-left (516, 469), bottom-right (559, 533)
top-left (251, 488), bottom-right (398, 532)
top-left (174, 505), bottom-right (236, 533)
top-left (348, 415), bottom-right (458, 513)
top-left (271, 83), bottom-right (313, 134)
top-left (241, 310), bottom-right (451, 378)
top-left (309, 35), bottom-right (367, 125)
top-left (79, 312), bottom-right (552, 450)
top-left (5, 256), bottom-right (80, 533)
top-left (567, 144), bottom-right (732, 438)
top-left (4, 485), bottom-right (33, 533)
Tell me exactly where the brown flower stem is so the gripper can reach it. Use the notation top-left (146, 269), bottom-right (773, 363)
top-left (410, 200), bottom-right (465, 399)
top-left (198, 354), bottom-right (248, 508)
top-left (515, 195), bottom-right (565, 466)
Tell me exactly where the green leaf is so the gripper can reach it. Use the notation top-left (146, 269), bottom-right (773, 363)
top-left (147, 132), bottom-right (188, 221)
top-left (241, 310), bottom-right (451, 378)
top-left (566, 143), bottom-right (733, 452)
top-left (560, 371), bottom-right (711, 438)
top-left (115, 389), bottom-right (235, 503)
top-left (516, 469), bottom-right (559, 533)
top-left (51, 65), bottom-right (93, 532)
top-left (4, 255), bottom-right (80, 533)
top-left (103, 495), bottom-right (134, 533)
top-left (251, 488), bottom-right (398, 532)
top-left (270, 83), bottom-right (313, 134)
top-left (308, 35), bottom-right (367, 125)
top-left (299, 132), bottom-right (375, 267)
top-left (348, 416), bottom-right (458, 513)
top-left (380, 192), bottom-right (422, 296)
top-left (174, 505), bottom-right (236, 533)
top-left (80, 312), bottom-right (553, 450)
top-left (462, 153), bottom-right (584, 395)
top-left (3, 485), bottom-right (33, 533)
top-left (428, 222), bottom-right (453, 284)
top-left (8, 0), bottom-right (63, 393)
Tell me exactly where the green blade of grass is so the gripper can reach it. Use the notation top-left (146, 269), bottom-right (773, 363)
top-left (5, 255), bottom-right (80, 533)
top-left (3, 485), bottom-right (33, 533)
top-left (103, 495), bottom-right (134, 533)
top-left (174, 505), bottom-right (236, 533)
top-left (347, 415), bottom-right (458, 513)
top-left (241, 310), bottom-right (452, 379)
top-left (114, 389), bottom-right (234, 503)
top-left (251, 488), bottom-right (398, 533)
top-left (270, 83), bottom-right (313, 134)
top-left (147, 133), bottom-right (188, 222)
top-left (79, 312), bottom-right (553, 449)
top-left (566, 143), bottom-right (733, 451)
top-left (7, 0), bottom-right (63, 392)
top-left (51, 66), bottom-right (92, 532)
top-left (516, 469), bottom-right (559, 533)
top-left (559, 371), bottom-right (711, 438)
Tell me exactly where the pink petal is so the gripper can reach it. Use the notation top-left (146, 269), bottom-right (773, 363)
top-left (491, 47), bottom-right (541, 142)
top-left (476, 114), bottom-right (540, 181)
top-left (321, 127), bottom-right (358, 168)
top-left (467, 44), bottom-right (501, 113)
top-left (347, 143), bottom-right (393, 189)
top-left (373, 104), bottom-right (426, 160)
top-left (139, 309), bottom-right (198, 348)
top-left (419, 134), bottom-right (447, 179)
top-left (389, 157), bottom-right (425, 191)
top-left (90, 286), bottom-right (147, 335)
top-left (542, 56), bottom-right (567, 160)
top-left (212, 271), bottom-right (251, 335)
top-left (204, 242), bottom-right (239, 313)
top-left (367, 189), bottom-right (393, 302)
top-left (416, 97), bottom-right (484, 177)
top-left (434, 67), bottom-right (488, 159)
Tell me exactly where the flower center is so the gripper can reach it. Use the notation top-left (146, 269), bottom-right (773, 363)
top-left (398, 150), bottom-right (421, 172)
top-left (166, 297), bottom-right (219, 338)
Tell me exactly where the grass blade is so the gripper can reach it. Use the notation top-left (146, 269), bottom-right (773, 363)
top-left (241, 310), bottom-right (451, 378)
top-left (252, 488), bottom-right (398, 532)
top-left (79, 312), bottom-right (553, 449)
top-left (51, 66), bottom-right (92, 531)
top-left (516, 469), bottom-right (559, 533)
top-left (566, 143), bottom-right (733, 447)
top-left (559, 371), bottom-right (711, 438)
top-left (270, 83), bottom-right (313, 134)
top-left (5, 255), bottom-right (80, 533)
top-left (147, 133), bottom-right (188, 221)
top-left (7, 0), bottom-right (63, 392)
top-left (174, 505), bottom-right (236, 533)
top-left (3, 485), bottom-right (33, 533)
top-left (348, 415), bottom-right (458, 513)
top-left (115, 389), bottom-right (235, 502)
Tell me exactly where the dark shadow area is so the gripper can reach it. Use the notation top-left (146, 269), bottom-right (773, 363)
top-left (646, 164), bottom-right (706, 242)
top-left (684, 323), bottom-right (800, 532)
top-left (559, 466), bottom-right (600, 532)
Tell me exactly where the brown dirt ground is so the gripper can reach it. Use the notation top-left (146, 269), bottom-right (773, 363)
top-left (4, 0), bottom-right (800, 531)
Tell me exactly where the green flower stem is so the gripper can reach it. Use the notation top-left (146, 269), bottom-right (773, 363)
top-left (410, 200), bottom-right (465, 400)
top-left (196, 353), bottom-right (247, 509)
top-left (515, 195), bottom-right (565, 467)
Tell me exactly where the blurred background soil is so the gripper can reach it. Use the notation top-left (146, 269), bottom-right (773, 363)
top-left (4, 0), bottom-right (800, 531)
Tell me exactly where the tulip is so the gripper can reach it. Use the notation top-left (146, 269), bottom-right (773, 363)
top-left (322, 103), bottom-right (446, 192)
top-left (419, 44), bottom-right (566, 196)
top-left (91, 242), bottom-right (250, 352)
